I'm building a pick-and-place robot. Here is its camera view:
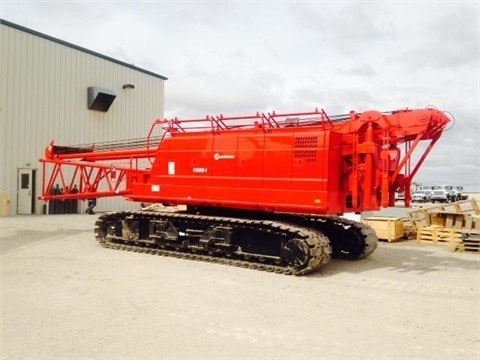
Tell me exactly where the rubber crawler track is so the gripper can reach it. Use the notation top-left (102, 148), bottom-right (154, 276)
top-left (94, 211), bottom-right (333, 276)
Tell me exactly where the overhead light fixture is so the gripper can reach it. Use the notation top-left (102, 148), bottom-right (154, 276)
top-left (123, 84), bottom-right (135, 89)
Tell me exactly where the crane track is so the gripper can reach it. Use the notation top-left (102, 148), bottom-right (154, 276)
top-left (99, 240), bottom-right (300, 275)
top-left (94, 211), bottom-right (332, 276)
top-left (319, 216), bottom-right (378, 260)
top-left (274, 213), bottom-right (378, 260)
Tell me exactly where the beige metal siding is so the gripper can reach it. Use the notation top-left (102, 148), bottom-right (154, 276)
top-left (0, 23), bottom-right (165, 215)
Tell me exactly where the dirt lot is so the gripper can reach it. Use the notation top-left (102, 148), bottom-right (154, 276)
top-left (1, 214), bottom-right (479, 360)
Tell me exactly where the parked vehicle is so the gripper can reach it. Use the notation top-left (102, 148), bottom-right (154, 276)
top-left (451, 185), bottom-right (468, 201)
top-left (431, 185), bottom-right (467, 203)
top-left (412, 191), bottom-right (432, 203)
top-left (431, 189), bottom-right (451, 203)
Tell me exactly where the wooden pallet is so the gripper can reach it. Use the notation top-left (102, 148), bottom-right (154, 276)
top-left (408, 199), bottom-right (480, 228)
top-left (436, 228), bottom-right (463, 243)
top-left (416, 225), bottom-right (442, 242)
top-left (418, 226), bottom-right (480, 253)
top-left (408, 208), bottom-right (433, 227)
top-left (416, 225), bottom-right (463, 244)
top-left (456, 231), bottom-right (480, 253)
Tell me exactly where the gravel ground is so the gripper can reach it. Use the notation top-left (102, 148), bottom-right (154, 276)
top-left (1, 213), bottom-right (479, 360)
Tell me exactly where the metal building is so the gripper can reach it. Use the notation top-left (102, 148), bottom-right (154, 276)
top-left (0, 19), bottom-right (167, 216)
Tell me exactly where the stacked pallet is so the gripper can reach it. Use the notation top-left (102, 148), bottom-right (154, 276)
top-left (407, 199), bottom-right (480, 252)
top-left (460, 232), bottom-right (480, 253)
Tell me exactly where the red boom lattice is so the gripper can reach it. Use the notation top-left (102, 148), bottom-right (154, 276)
top-left (40, 142), bottom-right (156, 201)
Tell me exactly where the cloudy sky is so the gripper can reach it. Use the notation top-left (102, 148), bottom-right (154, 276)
top-left (2, 1), bottom-right (479, 190)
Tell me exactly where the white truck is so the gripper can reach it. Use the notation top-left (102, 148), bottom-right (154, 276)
top-left (412, 190), bottom-right (432, 203)
top-left (430, 185), bottom-right (467, 203)
top-left (451, 185), bottom-right (468, 201)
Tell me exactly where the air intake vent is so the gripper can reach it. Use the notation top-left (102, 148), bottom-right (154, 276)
top-left (294, 136), bottom-right (318, 163)
top-left (87, 86), bottom-right (116, 112)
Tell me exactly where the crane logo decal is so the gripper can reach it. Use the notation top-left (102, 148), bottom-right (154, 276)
top-left (214, 153), bottom-right (235, 160)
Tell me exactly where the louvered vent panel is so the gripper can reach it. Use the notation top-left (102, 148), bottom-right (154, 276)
top-left (294, 136), bottom-right (318, 163)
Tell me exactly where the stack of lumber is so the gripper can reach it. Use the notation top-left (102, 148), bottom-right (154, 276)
top-left (407, 199), bottom-right (480, 253)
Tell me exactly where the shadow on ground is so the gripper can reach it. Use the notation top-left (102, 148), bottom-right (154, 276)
top-left (310, 241), bottom-right (479, 278)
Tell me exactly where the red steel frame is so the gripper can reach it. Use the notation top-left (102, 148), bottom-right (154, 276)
top-left (39, 108), bottom-right (450, 211)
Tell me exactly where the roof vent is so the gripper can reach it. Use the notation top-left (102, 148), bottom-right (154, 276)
top-left (87, 86), bottom-right (116, 112)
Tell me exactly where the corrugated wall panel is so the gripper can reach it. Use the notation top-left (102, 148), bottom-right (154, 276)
top-left (1, 23), bottom-right (165, 215)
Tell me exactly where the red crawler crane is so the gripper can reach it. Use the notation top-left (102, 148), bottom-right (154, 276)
top-left (39, 107), bottom-right (450, 275)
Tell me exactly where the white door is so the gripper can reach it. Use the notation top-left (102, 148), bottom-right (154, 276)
top-left (17, 169), bottom-right (33, 214)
